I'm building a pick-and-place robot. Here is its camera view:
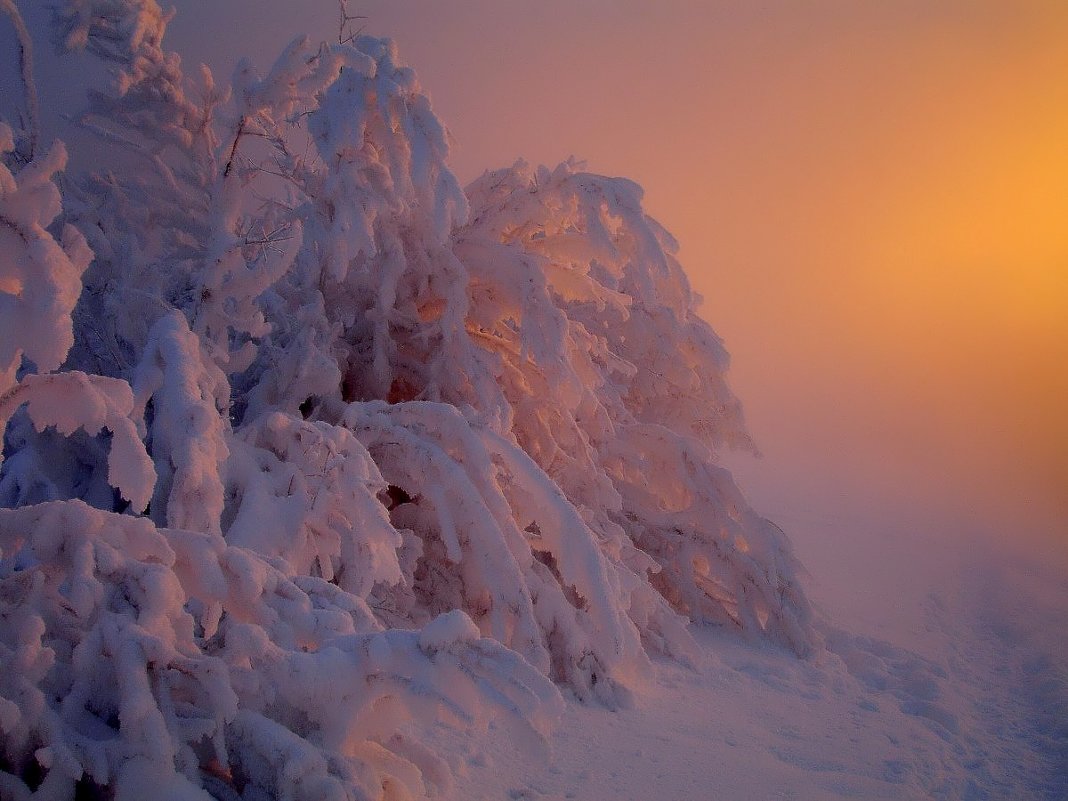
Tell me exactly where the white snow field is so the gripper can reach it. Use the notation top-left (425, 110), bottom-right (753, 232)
top-left (0, 3), bottom-right (1064, 800)
top-left (436, 527), bottom-right (1068, 800)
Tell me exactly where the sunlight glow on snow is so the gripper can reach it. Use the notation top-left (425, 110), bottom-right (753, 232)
top-left (159, 2), bottom-right (1068, 527)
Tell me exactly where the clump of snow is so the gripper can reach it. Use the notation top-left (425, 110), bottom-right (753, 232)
top-left (418, 610), bottom-right (481, 654)
top-left (1, 370), bottom-right (155, 510)
top-left (0, 1), bottom-right (819, 797)
top-left (133, 312), bottom-right (229, 531)
top-left (0, 130), bottom-right (87, 389)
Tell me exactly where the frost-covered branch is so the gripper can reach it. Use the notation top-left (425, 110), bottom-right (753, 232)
top-left (0, 501), bottom-right (562, 800)
top-left (0, 371), bottom-right (154, 509)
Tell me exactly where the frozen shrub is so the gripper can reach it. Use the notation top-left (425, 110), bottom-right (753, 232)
top-left (0, 1), bottom-right (814, 797)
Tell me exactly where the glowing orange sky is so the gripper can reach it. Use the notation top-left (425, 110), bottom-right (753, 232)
top-left (168, 1), bottom-right (1067, 545)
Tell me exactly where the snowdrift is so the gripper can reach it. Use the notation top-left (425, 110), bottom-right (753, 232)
top-left (1, 2), bottom-right (812, 798)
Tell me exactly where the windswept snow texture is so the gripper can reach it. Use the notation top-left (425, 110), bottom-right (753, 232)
top-left (0, 2), bottom-right (1064, 800)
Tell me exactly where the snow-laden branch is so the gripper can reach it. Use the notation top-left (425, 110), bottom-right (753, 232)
top-left (0, 501), bottom-right (562, 801)
top-left (132, 312), bottom-right (228, 532)
top-left (0, 371), bottom-right (154, 510)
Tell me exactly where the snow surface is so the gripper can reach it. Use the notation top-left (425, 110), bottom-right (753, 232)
top-left (430, 533), bottom-right (1068, 800)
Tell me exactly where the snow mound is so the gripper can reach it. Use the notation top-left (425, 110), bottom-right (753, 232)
top-left (418, 610), bottom-right (481, 654)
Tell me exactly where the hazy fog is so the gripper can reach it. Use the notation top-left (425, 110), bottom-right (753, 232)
top-left (9, 0), bottom-right (1065, 602)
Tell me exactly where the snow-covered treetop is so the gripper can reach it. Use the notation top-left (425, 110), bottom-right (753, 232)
top-left (0, 2), bottom-right (813, 798)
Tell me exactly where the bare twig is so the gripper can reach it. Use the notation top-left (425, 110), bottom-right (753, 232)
top-left (222, 116), bottom-right (247, 178)
top-left (72, 114), bottom-right (183, 193)
top-left (337, 0), bottom-right (367, 46)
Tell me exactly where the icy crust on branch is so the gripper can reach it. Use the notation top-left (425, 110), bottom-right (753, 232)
top-left (1, 5), bottom-right (815, 797)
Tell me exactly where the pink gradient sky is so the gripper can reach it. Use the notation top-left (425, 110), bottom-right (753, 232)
top-left (164, 1), bottom-right (1067, 558)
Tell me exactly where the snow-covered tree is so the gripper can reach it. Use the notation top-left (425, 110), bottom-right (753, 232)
top-left (0, 1), bottom-right (815, 797)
